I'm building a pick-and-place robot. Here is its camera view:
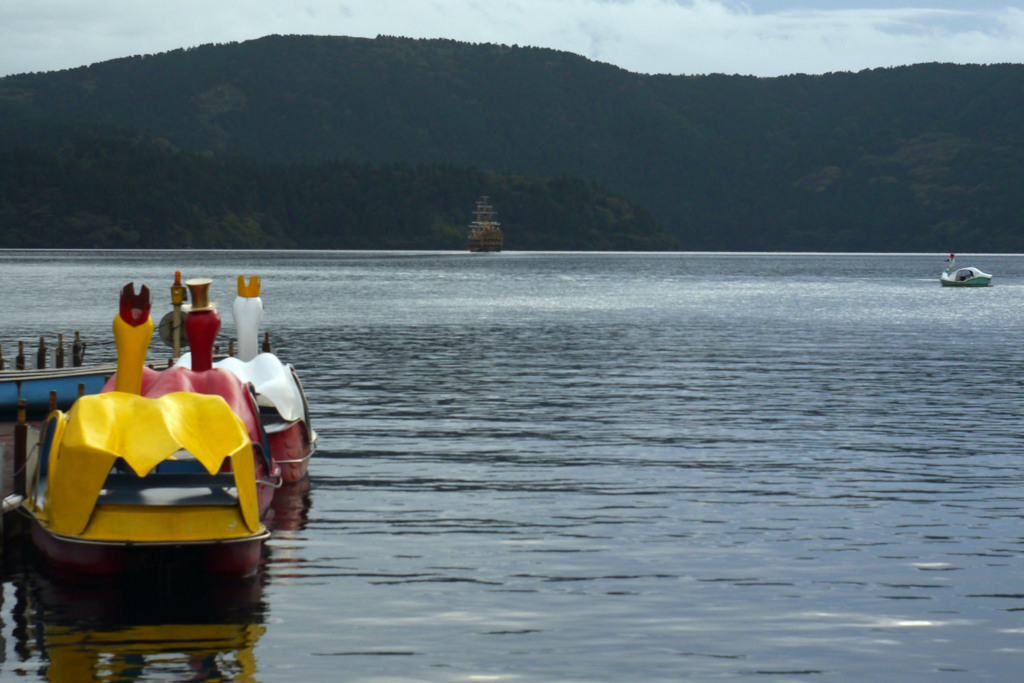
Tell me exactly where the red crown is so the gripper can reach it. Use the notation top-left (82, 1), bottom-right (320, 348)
top-left (119, 283), bottom-right (151, 327)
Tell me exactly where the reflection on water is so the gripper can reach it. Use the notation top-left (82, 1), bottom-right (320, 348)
top-left (0, 472), bottom-right (313, 681)
top-left (44, 623), bottom-right (263, 683)
top-left (3, 560), bottom-right (266, 682)
top-left (5, 252), bottom-right (1024, 681)
top-left (265, 478), bottom-right (312, 533)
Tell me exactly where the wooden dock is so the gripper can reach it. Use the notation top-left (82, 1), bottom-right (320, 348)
top-left (1, 421), bottom-right (17, 501)
top-left (1, 405), bottom-right (42, 543)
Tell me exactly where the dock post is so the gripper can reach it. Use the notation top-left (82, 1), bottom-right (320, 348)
top-left (14, 400), bottom-right (27, 497)
top-left (16, 341), bottom-right (25, 370)
top-left (72, 332), bottom-right (85, 367)
top-left (49, 390), bottom-right (57, 414)
top-left (56, 333), bottom-right (65, 368)
top-left (170, 271), bottom-right (187, 360)
top-left (263, 332), bottom-right (272, 353)
top-left (36, 337), bottom-right (47, 370)
top-left (0, 343), bottom-right (4, 370)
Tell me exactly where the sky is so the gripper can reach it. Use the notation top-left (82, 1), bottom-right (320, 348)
top-left (2, 0), bottom-right (1024, 79)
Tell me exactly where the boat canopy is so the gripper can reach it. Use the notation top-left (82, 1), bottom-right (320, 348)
top-left (45, 391), bottom-right (258, 536)
top-left (177, 352), bottom-right (307, 423)
top-left (953, 268), bottom-right (984, 281)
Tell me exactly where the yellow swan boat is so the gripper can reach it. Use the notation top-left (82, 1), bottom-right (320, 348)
top-left (20, 283), bottom-right (269, 577)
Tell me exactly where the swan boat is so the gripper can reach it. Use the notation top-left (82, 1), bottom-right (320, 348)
top-left (940, 254), bottom-right (992, 287)
top-left (175, 275), bottom-right (316, 482)
top-left (19, 282), bottom-right (275, 577)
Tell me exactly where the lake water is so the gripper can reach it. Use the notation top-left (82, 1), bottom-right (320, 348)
top-left (2, 250), bottom-right (1024, 682)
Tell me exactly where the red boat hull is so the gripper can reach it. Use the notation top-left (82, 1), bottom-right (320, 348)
top-left (268, 421), bottom-right (313, 482)
top-left (256, 475), bottom-right (279, 514)
top-left (28, 517), bottom-right (268, 579)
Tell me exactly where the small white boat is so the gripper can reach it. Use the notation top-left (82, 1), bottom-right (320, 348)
top-left (940, 253), bottom-right (992, 287)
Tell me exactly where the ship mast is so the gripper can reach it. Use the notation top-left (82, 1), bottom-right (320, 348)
top-left (471, 196), bottom-right (499, 230)
top-left (467, 195), bottom-right (503, 253)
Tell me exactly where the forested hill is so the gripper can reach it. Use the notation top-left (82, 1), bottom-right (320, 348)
top-left (2, 34), bottom-right (1024, 251)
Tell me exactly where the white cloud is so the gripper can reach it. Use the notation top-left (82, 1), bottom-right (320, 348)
top-left (1, 1), bottom-right (1023, 77)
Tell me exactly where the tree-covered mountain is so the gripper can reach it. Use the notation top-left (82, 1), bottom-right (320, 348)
top-left (0, 133), bottom-right (672, 249)
top-left (2, 35), bottom-right (1023, 251)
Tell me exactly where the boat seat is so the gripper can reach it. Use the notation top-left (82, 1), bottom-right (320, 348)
top-left (98, 471), bottom-right (239, 506)
top-left (259, 406), bottom-right (297, 433)
top-left (154, 458), bottom-right (211, 473)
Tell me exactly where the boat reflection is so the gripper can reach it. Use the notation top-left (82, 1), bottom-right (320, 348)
top-left (0, 452), bottom-right (313, 680)
top-left (6, 559), bottom-right (266, 682)
top-left (44, 622), bottom-right (264, 682)
top-left (265, 476), bottom-right (312, 533)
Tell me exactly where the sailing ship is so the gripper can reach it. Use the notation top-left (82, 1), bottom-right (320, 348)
top-left (467, 196), bottom-right (503, 252)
